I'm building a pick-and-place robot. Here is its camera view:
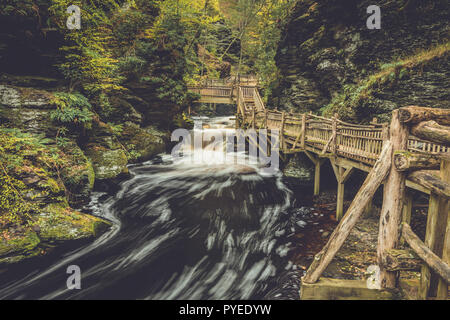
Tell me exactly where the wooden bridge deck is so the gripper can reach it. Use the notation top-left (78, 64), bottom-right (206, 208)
top-left (190, 81), bottom-right (450, 300)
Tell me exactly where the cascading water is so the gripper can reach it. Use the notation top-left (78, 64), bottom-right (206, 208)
top-left (0, 116), bottom-right (312, 300)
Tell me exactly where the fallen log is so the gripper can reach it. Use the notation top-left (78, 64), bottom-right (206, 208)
top-left (402, 223), bottom-right (450, 284)
top-left (411, 120), bottom-right (450, 147)
top-left (408, 170), bottom-right (450, 198)
top-left (394, 151), bottom-right (441, 171)
top-left (399, 106), bottom-right (450, 125)
top-left (302, 141), bottom-right (393, 284)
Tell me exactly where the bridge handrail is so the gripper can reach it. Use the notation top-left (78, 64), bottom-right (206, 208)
top-left (241, 109), bottom-right (449, 166)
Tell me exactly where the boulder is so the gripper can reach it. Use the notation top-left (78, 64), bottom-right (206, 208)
top-left (83, 121), bottom-right (129, 180)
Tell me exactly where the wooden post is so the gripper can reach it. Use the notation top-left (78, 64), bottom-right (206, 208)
top-left (332, 165), bottom-right (354, 221)
top-left (264, 109), bottom-right (268, 129)
top-left (382, 123), bottom-right (389, 141)
top-left (305, 151), bottom-right (324, 197)
top-left (420, 160), bottom-right (450, 299)
top-left (301, 114), bottom-right (306, 149)
top-left (377, 110), bottom-right (409, 289)
top-left (303, 142), bottom-right (393, 284)
top-left (252, 107), bottom-right (256, 129)
top-left (437, 165), bottom-right (450, 299)
top-left (314, 160), bottom-right (322, 196)
top-left (402, 192), bottom-right (413, 225)
top-left (280, 111), bottom-right (286, 151)
top-left (336, 166), bottom-right (345, 220)
top-left (400, 191), bottom-right (413, 246)
top-left (331, 114), bottom-right (338, 154)
top-left (364, 199), bottom-right (373, 217)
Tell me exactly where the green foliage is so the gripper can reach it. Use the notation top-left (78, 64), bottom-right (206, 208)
top-left (48, 0), bottom-right (124, 95)
top-left (50, 92), bottom-right (94, 128)
top-left (0, 129), bottom-right (59, 227)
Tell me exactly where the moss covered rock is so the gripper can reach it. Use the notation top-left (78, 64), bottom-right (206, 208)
top-left (0, 129), bottom-right (111, 265)
top-left (0, 230), bottom-right (41, 264)
top-left (36, 203), bottom-right (111, 242)
top-left (83, 121), bottom-right (129, 180)
top-left (118, 122), bottom-right (166, 163)
top-left (59, 141), bottom-right (95, 206)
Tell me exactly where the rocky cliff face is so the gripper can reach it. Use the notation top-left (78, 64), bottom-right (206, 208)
top-left (271, 0), bottom-right (449, 122)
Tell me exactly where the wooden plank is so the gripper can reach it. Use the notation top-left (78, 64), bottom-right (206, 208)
top-left (402, 223), bottom-right (450, 285)
top-left (300, 278), bottom-right (395, 300)
top-left (303, 141), bottom-right (393, 284)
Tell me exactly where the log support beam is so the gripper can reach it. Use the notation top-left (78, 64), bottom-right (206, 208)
top-left (331, 160), bottom-right (355, 221)
top-left (377, 110), bottom-right (409, 289)
top-left (305, 151), bottom-right (326, 196)
top-left (400, 191), bottom-right (413, 246)
top-left (402, 223), bottom-right (450, 286)
top-left (303, 141), bottom-right (393, 284)
top-left (399, 106), bottom-right (450, 126)
top-left (394, 151), bottom-right (441, 171)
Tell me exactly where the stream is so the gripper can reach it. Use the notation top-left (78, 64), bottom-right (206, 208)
top-left (0, 116), bottom-right (329, 300)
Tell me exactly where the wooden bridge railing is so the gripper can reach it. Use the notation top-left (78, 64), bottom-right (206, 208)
top-left (188, 86), bottom-right (233, 98)
top-left (240, 109), bottom-right (450, 168)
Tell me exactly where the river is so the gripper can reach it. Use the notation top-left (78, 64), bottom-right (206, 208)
top-left (0, 116), bottom-right (330, 300)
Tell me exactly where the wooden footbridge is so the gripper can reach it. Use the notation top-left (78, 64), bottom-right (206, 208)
top-left (189, 79), bottom-right (450, 300)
